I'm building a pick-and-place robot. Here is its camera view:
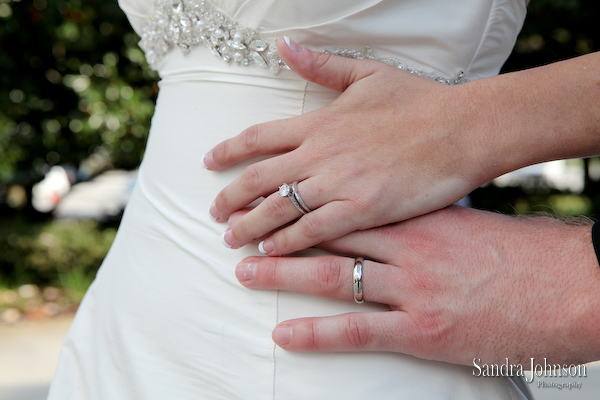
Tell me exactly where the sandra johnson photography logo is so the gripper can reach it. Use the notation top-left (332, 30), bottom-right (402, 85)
top-left (473, 358), bottom-right (587, 387)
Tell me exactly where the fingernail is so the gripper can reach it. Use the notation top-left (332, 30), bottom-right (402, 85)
top-left (283, 36), bottom-right (303, 53)
top-left (209, 202), bottom-right (221, 221)
top-left (221, 231), bottom-right (232, 248)
top-left (258, 238), bottom-right (274, 255)
top-left (202, 151), bottom-right (213, 169)
top-left (272, 325), bottom-right (293, 346)
top-left (222, 229), bottom-right (239, 248)
top-left (236, 261), bottom-right (256, 282)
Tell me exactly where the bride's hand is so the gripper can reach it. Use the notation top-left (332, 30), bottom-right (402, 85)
top-left (234, 206), bottom-right (600, 366)
top-left (204, 37), bottom-right (497, 256)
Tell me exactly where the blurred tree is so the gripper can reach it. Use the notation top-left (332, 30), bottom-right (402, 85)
top-left (0, 0), bottom-right (157, 211)
top-left (503, 0), bottom-right (598, 72)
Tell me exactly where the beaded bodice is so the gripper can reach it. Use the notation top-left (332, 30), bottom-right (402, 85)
top-left (123, 0), bottom-right (527, 83)
top-left (140, 0), bottom-right (285, 74)
top-left (139, 0), bottom-right (469, 84)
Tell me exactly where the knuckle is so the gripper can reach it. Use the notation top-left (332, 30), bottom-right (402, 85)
top-left (214, 191), bottom-right (232, 213)
top-left (409, 312), bottom-right (451, 356)
top-left (231, 220), bottom-right (250, 242)
top-left (299, 214), bottom-right (322, 239)
top-left (258, 257), bottom-right (280, 286)
top-left (242, 125), bottom-right (260, 152)
top-left (274, 229), bottom-right (289, 252)
top-left (408, 270), bottom-right (442, 294)
top-left (306, 111), bottom-right (335, 131)
top-left (344, 313), bottom-right (371, 349)
top-left (240, 165), bottom-right (262, 191)
top-left (305, 319), bottom-right (320, 350)
top-left (215, 139), bottom-right (232, 165)
top-left (315, 257), bottom-right (345, 296)
top-left (311, 53), bottom-right (336, 78)
top-left (264, 196), bottom-right (289, 220)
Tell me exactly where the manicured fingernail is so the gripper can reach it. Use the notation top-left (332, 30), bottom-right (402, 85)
top-left (209, 202), bottom-right (221, 221)
top-left (258, 238), bottom-right (274, 254)
top-left (283, 36), bottom-right (303, 53)
top-left (222, 229), bottom-right (239, 248)
top-left (236, 261), bottom-right (256, 282)
top-left (272, 325), bottom-right (293, 346)
top-left (202, 151), bottom-right (213, 169)
top-left (221, 231), bottom-right (232, 248)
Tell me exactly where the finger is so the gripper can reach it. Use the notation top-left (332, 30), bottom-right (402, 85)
top-left (227, 179), bottom-right (320, 247)
top-left (271, 312), bottom-right (417, 354)
top-left (203, 117), bottom-right (303, 171)
top-left (257, 200), bottom-right (364, 256)
top-left (226, 209), bottom-right (273, 246)
top-left (316, 206), bottom-right (468, 265)
top-left (212, 150), bottom-right (308, 221)
top-left (227, 209), bottom-right (253, 225)
top-left (318, 224), bottom-right (404, 266)
top-left (223, 190), bottom-right (302, 248)
top-left (236, 256), bottom-right (405, 305)
top-left (278, 36), bottom-right (382, 93)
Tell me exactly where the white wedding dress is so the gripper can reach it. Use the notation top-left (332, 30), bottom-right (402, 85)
top-left (49, 1), bottom-right (531, 398)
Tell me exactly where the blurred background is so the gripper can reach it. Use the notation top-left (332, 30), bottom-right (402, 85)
top-left (0, 0), bottom-right (599, 399)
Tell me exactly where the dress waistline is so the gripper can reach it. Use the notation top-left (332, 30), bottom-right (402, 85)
top-left (140, 0), bottom-right (467, 85)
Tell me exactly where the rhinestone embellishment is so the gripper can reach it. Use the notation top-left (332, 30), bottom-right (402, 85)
top-left (139, 0), bottom-right (468, 84)
top-left (140, 0), bottom-right (284, 74)
top-left (323, 47), bottom-right (467, 85)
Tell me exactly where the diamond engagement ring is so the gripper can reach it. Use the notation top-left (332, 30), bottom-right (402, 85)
top-left (353, 257), bottom-right (365, 304)
top-left (278, 182), bottom-right (310, 215)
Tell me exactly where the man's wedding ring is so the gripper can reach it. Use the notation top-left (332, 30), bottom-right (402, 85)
top-left (353, 257), bottom-right (365, 304)
top-left (279, 182), bottom-right (311, 214)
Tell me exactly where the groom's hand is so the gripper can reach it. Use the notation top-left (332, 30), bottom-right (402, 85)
top-left (235, 206), bottom-right (600, 366)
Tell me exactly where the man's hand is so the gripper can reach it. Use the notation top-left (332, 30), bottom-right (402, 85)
top-left (235, 206), bottom-right (600, 367)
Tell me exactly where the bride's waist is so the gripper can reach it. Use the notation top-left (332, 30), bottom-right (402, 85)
top-left (157, 44), bottom-right (301, 87)
top-left (140, 53), bottom-right (339, 219)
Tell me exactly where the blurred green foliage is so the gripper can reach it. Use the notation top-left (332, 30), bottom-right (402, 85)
top-left (503, 0), bottom-right (598, 72)
top-left (0, 0), bottom-right (157, 190)
top-left (0, 0), bottom-right (599, 298)
top-left (0, 218), bottom-right (116, 301)
top-left (0, 0), bottom-right (157, 296)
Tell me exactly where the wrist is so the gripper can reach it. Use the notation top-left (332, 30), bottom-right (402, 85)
top-left (504, 217), bottom-right (600, 365)
top-left (451, 78), bottom-right (516, 184)
top-left (559, 222), bottom-right (600, 364)
top-left (460, 53), bottom-right (600, 183)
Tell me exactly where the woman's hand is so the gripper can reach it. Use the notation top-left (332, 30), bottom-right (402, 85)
top-left (204, 37), bottom-right (498, 256)
top-left (235, 206), bottom-right (600, 366)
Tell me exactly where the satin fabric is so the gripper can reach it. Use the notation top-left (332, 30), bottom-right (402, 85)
top-left (49, 1), bottom-right (531, 398)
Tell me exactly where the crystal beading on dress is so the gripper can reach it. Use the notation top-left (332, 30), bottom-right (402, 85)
top-left (140, 0), bottom-right (468, 85)
top-left (140, 0), bottom-right (285, 74)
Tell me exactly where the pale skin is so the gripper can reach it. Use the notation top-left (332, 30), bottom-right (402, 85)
top-left (235, 206), bottom-right (600, 366)
top-left (204, 38), bottom-right (600, 256)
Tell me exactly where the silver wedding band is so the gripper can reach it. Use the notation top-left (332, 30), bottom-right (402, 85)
top-left (292, 181), bottom-right (312, 213)
top-left (279, 182), bottom-right (311, 214)
top-left (353, 257), bottom-right (364, 304)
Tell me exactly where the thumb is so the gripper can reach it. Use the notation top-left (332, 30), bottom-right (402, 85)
top-left (277, 36), bottom-right (379, 92)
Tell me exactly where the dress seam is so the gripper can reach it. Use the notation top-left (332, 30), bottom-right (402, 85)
top-left (272, 290), bottom-right (280, 400)
top-left (301, 81), bottom-right (309, 114)
top-left (463, 0), bottom-right (496, 78)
